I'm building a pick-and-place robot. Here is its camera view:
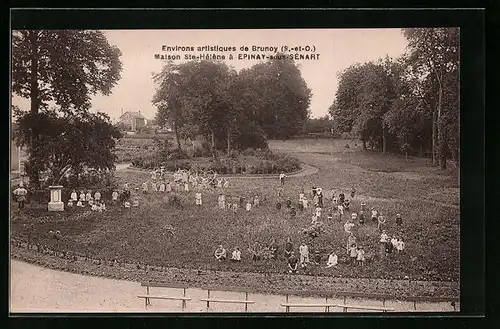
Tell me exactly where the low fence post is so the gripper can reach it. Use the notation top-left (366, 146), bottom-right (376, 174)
top-left (206, 289), bottom-right (211, 312)
top-left (146, 285), bottom-right (150, 307)
top-left (182, 288), bottom-right (187, 312)
top-left (245, 292), bottom-right (249, 312)
top-left (325, 297), bottom-right (329, 313)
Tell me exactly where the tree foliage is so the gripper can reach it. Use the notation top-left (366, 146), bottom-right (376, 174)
top-left (329, 28), bottom-right (459, 167)
top-left (13, 107), bottom-right (122, 186)
top-left (152, 56), bottom-right (312, 156)
top-left (12, 30), bottom-right (123, 185)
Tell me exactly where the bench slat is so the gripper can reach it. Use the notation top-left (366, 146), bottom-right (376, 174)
top-left (200, 298), bottom-right (255, 304)
top-left (141, 282), bottom-right (189, 289)
top-left (281, 304), bottom-right (338, 307)
top-left (281, 303), bottom-right (394, 311)
top-left (137, 295), bottom-right (192, 301)
top-left (334, 304), bottom-right (395, 311)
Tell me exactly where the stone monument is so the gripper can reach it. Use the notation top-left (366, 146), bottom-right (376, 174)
top-left (48, 185), bottom-right (64, 211)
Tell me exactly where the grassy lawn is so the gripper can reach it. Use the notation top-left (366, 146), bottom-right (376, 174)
top-left (10, 139), bottom-right (460, 282)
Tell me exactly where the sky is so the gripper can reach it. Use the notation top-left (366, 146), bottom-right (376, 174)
top-left (11, 28), bottom-right (409, 121)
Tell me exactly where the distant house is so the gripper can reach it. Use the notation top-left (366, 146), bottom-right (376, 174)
top-left (118, 111), bottom-right (147, 132)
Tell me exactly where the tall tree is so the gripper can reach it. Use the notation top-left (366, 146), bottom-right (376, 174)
top-left (331, 60), bottom-right (400, 153)
top-left (152, 62), bottom-right (186, 152)
top-left (241, 56), bottom-right (312, 139)
top-left (12, 30), bottom-right (122, 184)
top-left (403, 28), bottom-right (459, 169)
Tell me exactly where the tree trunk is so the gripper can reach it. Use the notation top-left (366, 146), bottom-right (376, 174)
top-left (210, 129), bottom-right (216, 159)
top-left (362, 138), bottom-right (367, 150)
top-left (28, 30), bottom-right (40, 186)
top-left (382, 125), bottom-right (387, 154)
top-left (438, 121), bottom-right (447, 170)
top-left (436, 85), bottom-right (447, 170)
top-left (173, 122), bottom-right (182, 152)
top-left (227, 125), bottom-right (231, 156)
top-left (432, 109), bottom-right (438, 165)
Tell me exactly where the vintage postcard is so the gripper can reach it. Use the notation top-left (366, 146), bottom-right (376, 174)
top-left (10, 20), bottom-right (462, 313)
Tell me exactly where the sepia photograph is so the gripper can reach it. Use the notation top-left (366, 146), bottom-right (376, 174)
top-left (10, 26), bottom-right (461, 313)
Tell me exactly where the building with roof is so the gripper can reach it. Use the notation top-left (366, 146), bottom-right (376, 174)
top-left (118, 111), bottom-right (148, 132)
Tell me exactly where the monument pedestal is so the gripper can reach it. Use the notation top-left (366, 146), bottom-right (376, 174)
top-left (48, 185), bottom-right (64, 212)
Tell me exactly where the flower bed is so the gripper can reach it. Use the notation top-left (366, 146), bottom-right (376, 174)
top-left (131, 151), bottom-right (301, 174)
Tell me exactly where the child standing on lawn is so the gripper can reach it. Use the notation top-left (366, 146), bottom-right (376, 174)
top-left (358, 211), bottom-right (365, 225)
top-left (347, 232), bottom-right (357, 255)
top-left (349, 243), bottom-right (358, 263)
top-left (351, 211), bottom-right (358, 222)
top-left (380, 230), bottom-right (389, 257)
top-left (279, 172), bottom-right (286, 186)
top-left (317, 187), bottom-right (324, 207)
top-left (299, 242), bottom-right (309, 268)
top-left (279, 237), bottom-right (292, 259)
top-left (159, 181), bottom-right (166, 192)
top-left (142, 182), bottom-right (148, 194)
top-left (245, 200), bottom-right (252, 212)
top-left (356, 246), bottom-right (365, 266)
top-left (377, 213), bottom-right (386, 233)
top-left (371, 207), bottom-right (379, 224)
top-left (232, 198), bottom-right (239, 212)
top-left (195, 190), bottom-right (202, 206)
top-left (344, 199), bottom-right (350, 211)
top-left (313, 193), bottom-right (319, 208)
top-left (184, 182), bottom-right (190, 192)
top-left (254, 195), bottom-right (260, 207)
top-left (218, 194), bottom-right (226, 210)
top-left (338, 202), bottom-right (345, 222)
top-left (151, 181), bottom-right (158, 192)
top-left (166, 181), bottom-right (172, 193)
top-left (395, 213), bottom-right (403, 227)
top-left (302, 197), bottom-right (308, 210)
top-left (315, 205), bottom-right (322, 218)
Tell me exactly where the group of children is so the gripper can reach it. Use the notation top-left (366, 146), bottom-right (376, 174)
top-left (213, 236), bottom-right (344, 274)
top-left (67, 189), bottom-right (107, 212)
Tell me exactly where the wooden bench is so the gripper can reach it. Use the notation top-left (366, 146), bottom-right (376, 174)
top-left (334, 303), bottom-right (395, 312)
top-left (281, 290), bottom-right (458, 310)
top-left (281, 303), bottom-right (395, 313)
top-left (280, 303), bottom-right (339, 313)
top-left (137, 295), bottom-right (192, 309)
top-left (200, 298), bottom-right (255, 312)
top-left (140, 282), bottom-right (191, 310)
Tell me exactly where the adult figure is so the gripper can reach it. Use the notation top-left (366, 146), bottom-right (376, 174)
top-left (13, 183), bottom-right (28, 210)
